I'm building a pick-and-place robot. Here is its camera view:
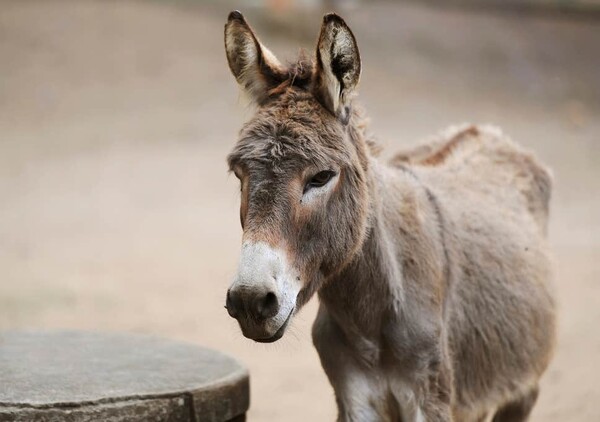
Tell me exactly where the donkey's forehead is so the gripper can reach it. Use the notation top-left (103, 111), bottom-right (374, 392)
top-left (228, 92), bottom-right (351, 171)
top-left (228, 132), bottom-right (348, 174)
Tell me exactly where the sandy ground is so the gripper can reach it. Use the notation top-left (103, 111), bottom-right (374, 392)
top-left (1, 1), bottom-right (599, 420)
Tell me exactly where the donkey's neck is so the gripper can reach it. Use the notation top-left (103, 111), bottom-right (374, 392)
top-left (318, 158), bottom-right (445, 347)
top-left (319, 160), bottom-right (405, 335)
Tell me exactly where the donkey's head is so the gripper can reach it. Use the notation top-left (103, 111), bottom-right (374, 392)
top-left (224, 11), bottom-right (371, 342)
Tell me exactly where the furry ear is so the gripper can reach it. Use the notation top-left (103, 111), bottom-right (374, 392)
top-left (313, 13), bottom-right (361, 124)
top-left (224, 11), bottom-right (285, 104)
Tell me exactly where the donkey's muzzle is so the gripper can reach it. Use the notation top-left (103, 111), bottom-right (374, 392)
top-left (227, 241), bottom-right (301, 342)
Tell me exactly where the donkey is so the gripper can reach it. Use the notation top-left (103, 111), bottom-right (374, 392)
top-left (223, 11), bottom-right (556, 422)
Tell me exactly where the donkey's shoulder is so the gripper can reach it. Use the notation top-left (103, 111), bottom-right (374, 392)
top-left (390, 124), bottom-right (553, 232)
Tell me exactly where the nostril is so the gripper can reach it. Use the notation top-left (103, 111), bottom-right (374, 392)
top-left (256, 291), bottom-right (279, 320)
top-left (264, 291), bottom-right (277, 310)
top-left (225, 290), bottom-right (239, 319)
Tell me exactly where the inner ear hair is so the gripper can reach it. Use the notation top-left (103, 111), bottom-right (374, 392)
top-left (313, 13), bottom-right (361, 123)
top-left (224, 11), bottom-right (286, 104)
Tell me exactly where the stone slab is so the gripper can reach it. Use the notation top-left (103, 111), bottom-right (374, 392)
top-left (0, 331), bottom-right (249, 421)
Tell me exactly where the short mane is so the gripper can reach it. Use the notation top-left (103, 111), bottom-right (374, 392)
top-left (267, 53), bottom-right (314, 97)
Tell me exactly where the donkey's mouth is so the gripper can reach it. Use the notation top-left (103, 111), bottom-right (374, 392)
top-left (254, 307), bottom-right (294, 343)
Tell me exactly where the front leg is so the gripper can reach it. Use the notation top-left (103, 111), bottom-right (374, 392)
top-left (383, 314), bottom-right (455, 422)
top-left (312, 305), bottom-right (392, 422)
top-left (314, 303), bottom-right (455, 422)
top-left (386, 369), bottom-right (453, 422)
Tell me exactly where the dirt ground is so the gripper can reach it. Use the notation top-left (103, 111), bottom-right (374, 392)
top-left (1, 1), bottom-right (599, 420)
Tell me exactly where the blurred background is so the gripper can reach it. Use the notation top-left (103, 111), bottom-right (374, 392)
top-left (1, 0), bottom-right (599, 420)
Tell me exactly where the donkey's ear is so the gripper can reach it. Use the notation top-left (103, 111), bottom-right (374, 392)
top-left (224, 11), bottom-right (285, 104)
top-left (313, 13), bottom-right (361, 123)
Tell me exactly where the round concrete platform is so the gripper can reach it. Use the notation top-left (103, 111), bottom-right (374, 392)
top-left (0, 330), bottom-right (249, 421)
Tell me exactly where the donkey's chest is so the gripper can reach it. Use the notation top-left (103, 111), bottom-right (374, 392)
top-left (362, 319), bottom-right (443, 420)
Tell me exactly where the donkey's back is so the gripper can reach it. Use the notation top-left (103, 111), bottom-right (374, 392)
top-left (392, 124), bottom-right (552, 233)
top-left (393, 124), bottom-right (556, 419)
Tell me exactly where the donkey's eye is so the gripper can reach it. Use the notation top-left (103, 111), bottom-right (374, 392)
top-left (305, 171), bottom-right (336, 192)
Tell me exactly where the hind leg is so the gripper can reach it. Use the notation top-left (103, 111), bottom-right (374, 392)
top-left (492, 386), bottom-right (539, 422)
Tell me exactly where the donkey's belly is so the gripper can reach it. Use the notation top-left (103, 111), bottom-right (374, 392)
top-left (446, 231), bottom-right (556, 410)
